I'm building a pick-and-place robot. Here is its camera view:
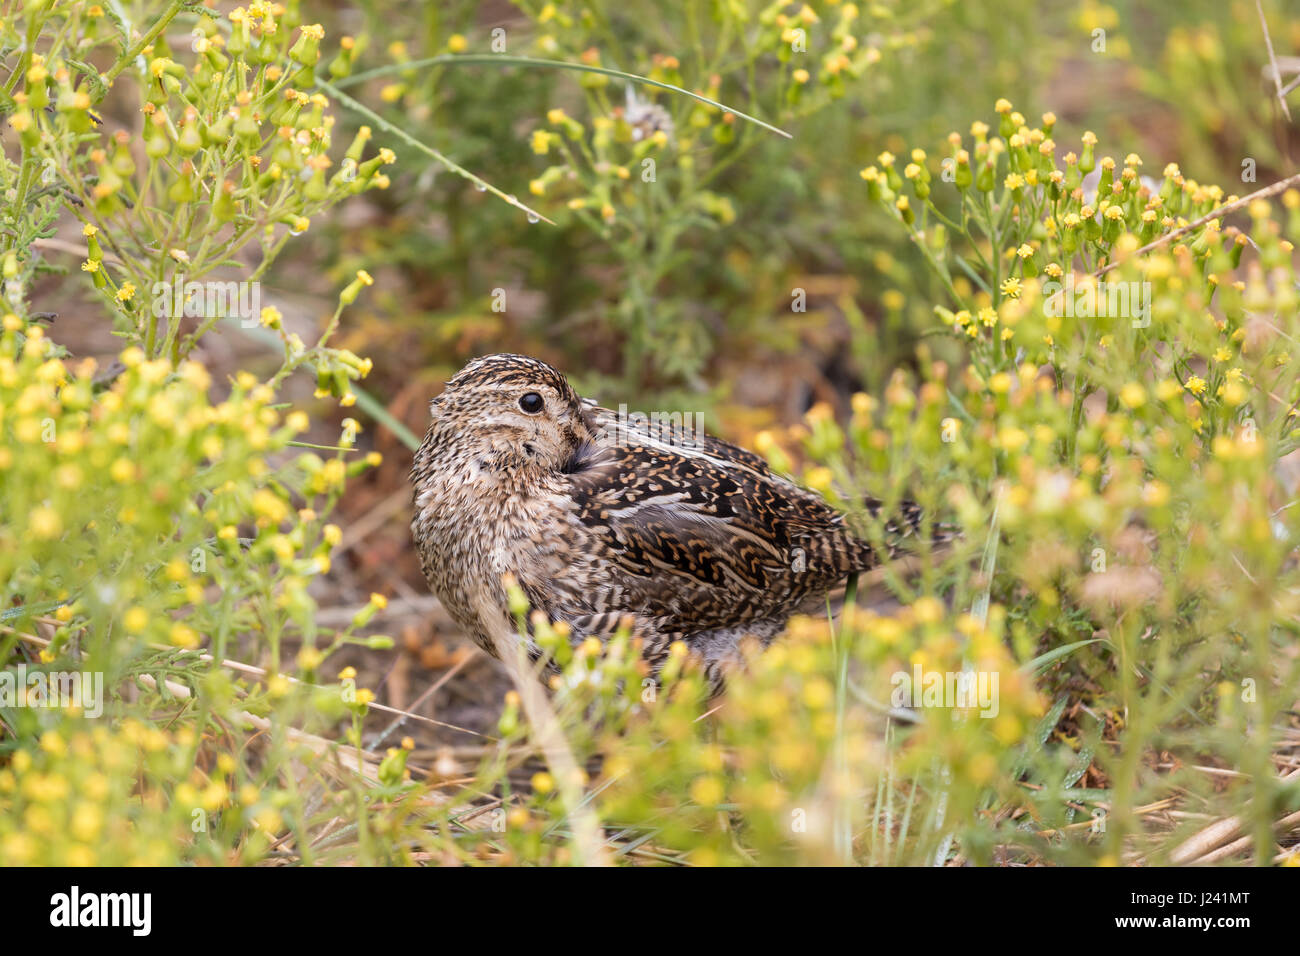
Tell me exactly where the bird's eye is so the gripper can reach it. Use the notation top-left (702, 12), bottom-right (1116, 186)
top-left (518, 392), bottom-right (545, 414)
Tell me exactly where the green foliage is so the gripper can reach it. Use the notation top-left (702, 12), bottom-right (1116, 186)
top-left (0, 0), bottom-right (392, 864)
top-left (333, 0), bottom-right (1050, 397)
top-left (833, 102), bottom-right (1300, 863)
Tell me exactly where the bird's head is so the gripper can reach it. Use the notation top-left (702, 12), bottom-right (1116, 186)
top-left (421, 353), bottom-right (599, 474)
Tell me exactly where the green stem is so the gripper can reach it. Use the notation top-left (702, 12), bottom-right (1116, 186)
top-left (3, 151), bottom-right (36, 256)
top-left (101, 0), bottom-right (187, 89)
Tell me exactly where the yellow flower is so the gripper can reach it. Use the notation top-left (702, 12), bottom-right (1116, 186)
top-left (1151, 379), bottom-right (1178, 402)
top-left (1142, 481), bottom-right (1170, 507)
top-left (997, 426), bottom-right (1028, 450)
top-left (803, 466), bottom-right (834, 496)
top-left (251, 488), bottom-right (289, 524)
top-left (30, 506), bottom-right (62, 539)
top-left (170, 623), bottom-right (199, 649)
top-left (992, 714), bottom-right (1022, 746)
top-left (689, 775), bottom-right (725, 806)
top-left (321, 459), bottom-right (346, 488)
top-left (966, 751), bottom-right (997, 785)
top-left (1000, 277), bottom-right (1022, 299)
top-left (1184, 376), bottom-right (1207, 396)
top-left (67, 803), bottom-right (103, 843)
top-left (123, 606), bottom-right (149, 633)
top-left (1119, 383), bottom-right (1146, 409)
top-left (1222, 381), bottom-right (1247, 406)
top-left (912, 596), bottom-right (944, 623)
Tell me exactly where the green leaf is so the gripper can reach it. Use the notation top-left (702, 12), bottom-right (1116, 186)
top-left (1020, 638), bottom-right (1104, 675)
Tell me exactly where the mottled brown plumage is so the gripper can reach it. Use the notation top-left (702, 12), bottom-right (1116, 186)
top-left (410, 353), bottom-right (925, 690)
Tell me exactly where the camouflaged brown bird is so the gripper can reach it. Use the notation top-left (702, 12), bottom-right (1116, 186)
top-left (411, 353), bottom-right (930, 691)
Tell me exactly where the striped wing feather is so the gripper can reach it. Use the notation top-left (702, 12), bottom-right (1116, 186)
top-left (559, 408), bottom-right (878, 636)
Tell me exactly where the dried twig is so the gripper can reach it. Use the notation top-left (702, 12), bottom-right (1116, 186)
top-left (1095, 171), bottom-right (1300, 276)
top-left (474, 590), bottom-right (611, 866)
top-left (365, 647), bottom-right (479, 750)
top-left (1256, 0), bottom-right (1292, 121)
top-left (1169, 766), bottom-right (1300, 864)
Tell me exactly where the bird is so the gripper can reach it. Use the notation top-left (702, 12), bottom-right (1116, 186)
top-left (410, 353), bottom-right (934, 692)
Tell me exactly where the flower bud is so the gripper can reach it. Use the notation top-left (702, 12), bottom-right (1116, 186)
top-left (289, 24), bottom-right (325, 66)
top-left (176, 120), bottom-right (203, 157)
top-left (25, 63), bottom-right (49, 110)
top-left (338, 270), bottom-right (373, 306)
top-left (1078, 132), bottom-right (1097, 174)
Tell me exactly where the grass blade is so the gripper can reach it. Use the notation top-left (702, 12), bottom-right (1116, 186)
top-left (334, 55), bottom-right (793, 140)
top-left (315, 75), bottom-right (556, 225)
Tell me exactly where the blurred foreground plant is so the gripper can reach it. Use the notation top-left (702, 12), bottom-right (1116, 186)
top-left (0, 0), bottom-right (398, 864)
